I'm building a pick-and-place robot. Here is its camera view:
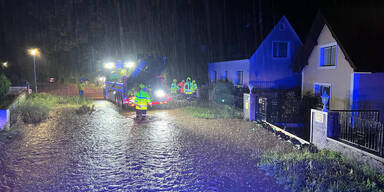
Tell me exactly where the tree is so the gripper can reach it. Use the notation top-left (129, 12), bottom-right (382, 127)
top-left (0, 73), bottom-right (11, 99)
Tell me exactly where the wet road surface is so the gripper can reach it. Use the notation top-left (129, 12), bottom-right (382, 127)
top-left (0, 101), bottom-right (288, 191)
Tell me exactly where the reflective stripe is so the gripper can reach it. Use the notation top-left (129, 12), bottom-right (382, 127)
top-left (136, 96), bottom-right (149, 99)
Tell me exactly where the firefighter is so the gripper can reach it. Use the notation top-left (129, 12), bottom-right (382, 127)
top-left (178, 80), bottom-right (185, 94)
top-left (171, 79), bottom-right (178, 94)
top-left (78, 80), bottom-right (85, 97)
top-left (134, 84), bottom-right (152, 120)
top-left (184, 77), bottom-right (192, 96)
top-left (191, 80), bottom-right (197, 94)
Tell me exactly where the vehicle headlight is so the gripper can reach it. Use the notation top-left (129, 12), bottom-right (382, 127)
top-left (98, 76), bottom-right (106, 82)
top-left (155, 89), bottom-right (166, 98)
top-left (104, 62), bottom-right (115, 69)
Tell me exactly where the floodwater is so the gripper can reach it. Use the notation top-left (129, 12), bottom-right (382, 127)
top-left (0, 101), bottom-right (288, 192)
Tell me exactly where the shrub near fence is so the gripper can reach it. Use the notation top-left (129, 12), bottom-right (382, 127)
top-left (0, 74), bottom-right (11, 100)
top-left (261, 91), bottom-right (321, 141)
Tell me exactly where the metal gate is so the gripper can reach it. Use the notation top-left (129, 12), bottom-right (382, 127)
top-left (331, 110), bottom-right (384, 157)
top-left (257, 97), bottom-right (267, 120)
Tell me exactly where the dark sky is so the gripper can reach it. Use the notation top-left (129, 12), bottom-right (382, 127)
top-left (0, 0), bottom-right (381, 84)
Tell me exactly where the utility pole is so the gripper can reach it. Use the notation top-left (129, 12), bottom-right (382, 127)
top-left (33, 55), bottom-right (37, 93)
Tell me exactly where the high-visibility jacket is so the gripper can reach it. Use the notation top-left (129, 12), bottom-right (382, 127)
top-left (171, 82), bottom-right (178, 94)
top-left (191, 82), bottom-right (197, 93)
top-left (78, 83), bottom-right (84, 91)
top-left (135, 90), bottom-right (151, 110)
top-left (184, 81), bottom-right (192, 95)
top-left (178, 82), bottom-right (184, 93)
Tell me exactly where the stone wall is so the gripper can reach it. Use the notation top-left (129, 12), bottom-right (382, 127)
top-left (326, 138), bottom-right (384, 173)
top-left (0, 91), bottom-right (27, 130)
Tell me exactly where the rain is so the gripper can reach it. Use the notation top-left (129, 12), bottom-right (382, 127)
top-left (1, 0), bottom-right (384, 191)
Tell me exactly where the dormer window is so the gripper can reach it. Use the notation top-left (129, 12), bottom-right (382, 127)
top-left (279, 23), bottom-right (286, 31)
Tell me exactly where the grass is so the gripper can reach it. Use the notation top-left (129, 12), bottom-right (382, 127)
top-left (260, 149), bottom-right (384, 192)
top-left (26, 93), bottom-right (91, 108)
top-left (15, 93), bottom-right (92, 123)
top-left (181, 103), bottom-right (243, 119)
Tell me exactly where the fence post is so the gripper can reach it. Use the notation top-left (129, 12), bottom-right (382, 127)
top-left (379, 123), bottom-right (384, 157)
top-left (243, 93), bottom-right (256, 121)
top-left (310, 109), bottom-right (328, 149)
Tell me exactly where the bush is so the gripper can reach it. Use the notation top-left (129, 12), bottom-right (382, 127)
top-left (0, 74), bottom-right (11, 99)
top-left (15, 93), bottom-right (92, 124)
top-left (182, 103), bottom-right (242, 119)
top-left (281, 91), bottom-right (300, 123)
top-left (212, 81), bottom-right (236, 106)
top-left (198, 84), bottom-right (212, 101)
top-left (16, 102), bottom-right (49, 123)
top-left (27, 93), bottom-right (90, 107)
top-left (298, 92), bottom-right (322, 140)
top-left (76, 104), bottom-right (95, 115)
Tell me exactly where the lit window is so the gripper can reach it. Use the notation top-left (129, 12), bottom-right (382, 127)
top-left (273, 42), bottom-right (288, 58)
top-left (320, 45), bottom-right (336, 67)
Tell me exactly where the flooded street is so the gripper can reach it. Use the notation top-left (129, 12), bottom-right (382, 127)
top-left (0, 101), bottom-right (288, 192)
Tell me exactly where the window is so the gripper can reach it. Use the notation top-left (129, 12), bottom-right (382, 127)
top-left (320, 45), bottom-right (336, 67)
top-left (213, 71), bottom-right (217, 83)
top-left (236, 71), bottom-right (243, 85)
top-left (279, 23), bottom-right (286, 31)
top-left (224, 71), bottom-right (228, 81)
top-left (314, 83), bottom-right (331, 109)
top-left (273, 42), bottom-right (288, 58)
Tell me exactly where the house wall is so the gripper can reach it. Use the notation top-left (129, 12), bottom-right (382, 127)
top-left (352, 72), bottom-right (384, 122)
top-left (208, 59), bottom-right (250, 86)
top-left (302, 25), bottom-right (354, 110)
top-left (249, 16), bottom-right (302, 89)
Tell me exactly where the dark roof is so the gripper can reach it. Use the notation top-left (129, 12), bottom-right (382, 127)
top-left (209, 16), bottom-right (292, 63)
top-left (293, 8), bottom-right (384, 72)
top-left (208, 55), bottom-right (250, 63)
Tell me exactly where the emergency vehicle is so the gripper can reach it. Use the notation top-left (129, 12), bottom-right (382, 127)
top-left (100, 55), bottom-right (171, 109)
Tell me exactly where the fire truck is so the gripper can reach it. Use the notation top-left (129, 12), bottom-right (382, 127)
top-left (101, 55), bottom-right (171, 109)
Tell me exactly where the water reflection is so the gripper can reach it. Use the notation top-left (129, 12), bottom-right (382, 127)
top-left (0, 101), bottom-right (288, 191)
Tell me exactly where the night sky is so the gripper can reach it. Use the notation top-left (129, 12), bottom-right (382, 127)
top-left (0, 0), bottom-right (381, 85)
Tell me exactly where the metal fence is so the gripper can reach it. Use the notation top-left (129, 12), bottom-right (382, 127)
top-left (333, 110), bottom-right (384, 157)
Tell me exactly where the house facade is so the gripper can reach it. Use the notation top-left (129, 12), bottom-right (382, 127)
top-left (297, 12), bottom-right (384, 121)
top-left (249, 16), bottom-right (302, 89)
top-left (208, 16), bottom-right (302, 90)
top-left (208, 59), bottom-right (249, 86)
top-left (301, 25), bottom-right (354, 110)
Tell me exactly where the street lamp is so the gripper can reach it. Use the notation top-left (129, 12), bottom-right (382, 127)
top-left (321, 91), bottom-right (329, 112)
top-left (2, 61), bottom-right (8, 68)
top-left (28, 48), bottom-right (40, 93)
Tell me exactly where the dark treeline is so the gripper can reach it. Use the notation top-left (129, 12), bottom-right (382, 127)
top-left (0, 0), bottom-right (378, 85)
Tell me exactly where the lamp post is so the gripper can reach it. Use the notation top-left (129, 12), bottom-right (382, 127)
top-left (321, 91), bottom-right (329, 112)
top-left (28, 48), bottom-right (39, 93)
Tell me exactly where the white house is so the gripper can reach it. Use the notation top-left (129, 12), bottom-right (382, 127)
top-left (208, 59), bottom-right (250, 87)
top-left (294, 12), bottom-right (384, 121)
top-left (208, 16), bottom-right (302, 90)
